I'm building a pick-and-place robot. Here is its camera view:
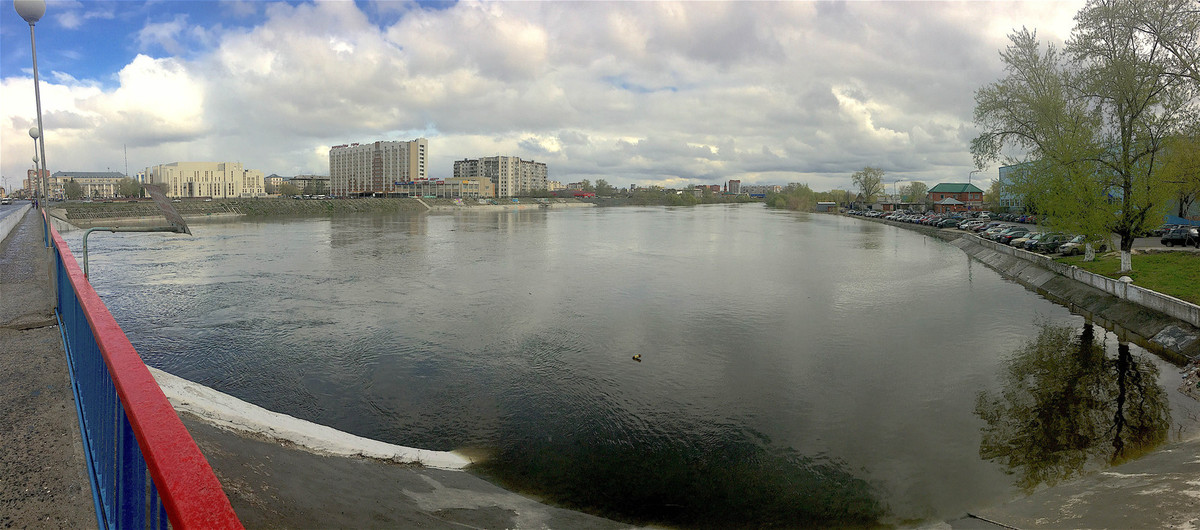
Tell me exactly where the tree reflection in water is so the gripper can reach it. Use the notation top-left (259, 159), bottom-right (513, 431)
top-left (975, 322), bottom-right (1170, 491)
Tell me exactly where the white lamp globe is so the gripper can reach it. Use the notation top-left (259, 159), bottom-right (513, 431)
top-left (14, 0), bottom-right (46, 24)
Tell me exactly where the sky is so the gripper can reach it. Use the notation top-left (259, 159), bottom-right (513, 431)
top-left (1, 0), bottom-right (1086, 192)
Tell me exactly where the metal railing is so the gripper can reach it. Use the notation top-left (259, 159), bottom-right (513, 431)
top-left (47, 211), bottom-right (242, 529)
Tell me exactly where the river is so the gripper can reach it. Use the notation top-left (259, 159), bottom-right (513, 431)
top-left (67, 204), bottom-right (1200, 527)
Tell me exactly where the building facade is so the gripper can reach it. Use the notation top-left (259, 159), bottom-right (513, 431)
top-left (145, 162), bottom-right (265, 198)
top-left (997, 164), bottom-right (1029, 211)
top-left (453, 156), bottom-right (547, 197)
top-left (927, 183), bottom-right (984, 213)
top-left (329, 138), bottom-right (428, 196)
top-left (53, 171), bottom-right (128, 199)
top-left (726, 179), bottom-right (741, 194)
top-left (394, 177), bottom-right (495, 199)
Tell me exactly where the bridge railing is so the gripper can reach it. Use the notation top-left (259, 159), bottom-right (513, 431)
top-left (48, 212), bottom-right (242, 529)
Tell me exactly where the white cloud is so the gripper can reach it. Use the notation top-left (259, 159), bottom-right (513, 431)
top-left (2, 0), bottom-right (1091, 191)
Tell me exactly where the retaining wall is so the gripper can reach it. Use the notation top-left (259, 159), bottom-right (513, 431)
top-left (0, 204), bottom-right (31, 243)
top-left (857, 215), bottom-right (1200, 360)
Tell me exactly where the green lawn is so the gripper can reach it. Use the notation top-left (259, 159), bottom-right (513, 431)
top-left (1057, 252), bottom-right (1200, 305)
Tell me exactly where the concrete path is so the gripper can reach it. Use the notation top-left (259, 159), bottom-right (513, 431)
top-left (0, 209), bottom-right (96, 529)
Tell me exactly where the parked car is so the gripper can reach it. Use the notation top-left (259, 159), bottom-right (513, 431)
top-left (997, 229), bottom-right (1030, 245)
top-left (0, 197), bottom-right (12, 205)
top-left (1161, 226), bottom-right (1200, 248)
top-left (1058, 235), bottom-right (1108, 256)
top-left (1151, 223), bottom-right (1178, 237)
top-left (1036, 234), bottom-right (1071, 253)
top-left (1010, 232), bottom-right (1041, 248)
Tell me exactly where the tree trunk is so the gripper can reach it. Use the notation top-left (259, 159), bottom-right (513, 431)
top-left (1119, 233), bottom-right (1134, 273)
top-left (1084, 243), bottom-right (1096, 262)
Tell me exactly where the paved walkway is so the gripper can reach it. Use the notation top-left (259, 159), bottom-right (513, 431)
top-left (0, 209), bottom-right (96, 529)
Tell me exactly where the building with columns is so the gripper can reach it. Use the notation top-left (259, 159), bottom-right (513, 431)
top-left (145, 162), bottom-right (265, 198)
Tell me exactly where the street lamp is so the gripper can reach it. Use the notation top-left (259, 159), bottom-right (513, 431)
top-left (29, 126), bottom-right (42, 202)
top-left (16, 0), bottom-right (49, 215)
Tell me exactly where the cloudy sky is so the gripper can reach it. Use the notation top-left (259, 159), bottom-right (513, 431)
top-left (1, 0), bottom-right (1085, 192)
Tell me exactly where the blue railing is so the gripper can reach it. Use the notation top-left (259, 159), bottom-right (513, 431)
top-left (47, 212), bottom-right (242, 529)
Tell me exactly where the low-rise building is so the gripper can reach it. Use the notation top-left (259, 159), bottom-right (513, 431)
top-left (928, 183), bottom-right (984, 212)
top-left (394, 177), bottom-right (495, 199)
top-left (145, 162), bottom-right (266, 198)
top-left (53, 171), bottom-right (128, 199)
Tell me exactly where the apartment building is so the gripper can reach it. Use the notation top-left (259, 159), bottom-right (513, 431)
top-left (53, 171), bottom-right (127, 198)
top-left (453, 156), bottom-right (547, 197)
top-left (329, 138), bottom-right (428, 196)
top-left (145, 162), bottom-right (265, 198)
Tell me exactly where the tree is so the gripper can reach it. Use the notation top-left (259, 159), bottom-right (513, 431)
top-left (577, 179), bottom-right (594, 192)
top-left (279, 182), bottom-right (301, 196)
top-left (765, 183), bottom-right (815, 211)
top-left (303, 179), bottom-right (327, 196)
top-left (64, 179), bottom-right (83, 200)
top-left (594, 179), bottom-right (614, 196)
top-left (973, 0), bottom-right (1199, 272)
top-left (1159, 134), bottom-right (1200, 217)
top-left (850, 167), bottom-right (885, 205)
top-left (117, 177), bottom-right (142, 198)
top-left (901, 181), bottom-right (928, 207)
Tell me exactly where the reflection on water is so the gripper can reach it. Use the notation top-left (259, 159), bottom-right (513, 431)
top-left (66, 206), bottom-right (1199, 527)
top-left (975, 322), bottom-right (1170, 491)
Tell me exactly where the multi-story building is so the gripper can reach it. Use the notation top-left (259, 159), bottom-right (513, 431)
top-left (726, 179), bottom-right (741, 194)
top-left (453, 156), bottom-right (547, 197)
top-left (145, 162), bottom-right (265, 198)
top-left (329, 138), bottom-right (427, 196)
top-left (53, 171), bottom-right (128, 198)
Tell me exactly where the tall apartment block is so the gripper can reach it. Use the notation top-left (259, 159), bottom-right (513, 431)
top-left (452, 156), bottom-right (547, 198)
top-left (329, 138), bottom-right (428, 196)
top-left (145, 162), bottom-right (265, 198)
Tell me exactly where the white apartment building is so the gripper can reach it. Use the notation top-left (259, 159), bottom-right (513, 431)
top-left (452, 156), bottom-right (547, 198)
top-left (145, 162), bottom-right (265, 198)
top-left (53, 171), bottom-right (127, 198)
top-left (329, 138), bottom-right (427, 196)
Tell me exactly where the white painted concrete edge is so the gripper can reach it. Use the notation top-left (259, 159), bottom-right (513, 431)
top-left (0, 204), bottom-right (31, 243)
top-left (149, 367), bottom-right (473, 470)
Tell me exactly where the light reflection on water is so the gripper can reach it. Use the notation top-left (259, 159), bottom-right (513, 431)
top-left (65, 205), bottom-right (1198, 527)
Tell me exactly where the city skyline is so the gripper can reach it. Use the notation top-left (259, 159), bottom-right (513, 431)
top-left (2, 0), bottom-right (1084, 192)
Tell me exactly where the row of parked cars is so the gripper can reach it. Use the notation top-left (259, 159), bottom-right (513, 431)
top-left (1160, 225), bottom-right (1200, 247)
top-left (845, 209), bottom-right (1097, 255)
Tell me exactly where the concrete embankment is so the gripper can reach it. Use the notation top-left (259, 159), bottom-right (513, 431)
top-left (855, 215), bottom-right (1200, 361)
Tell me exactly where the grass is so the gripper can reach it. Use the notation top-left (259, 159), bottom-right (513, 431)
top-left (1057, 251), bottom-right (1200, 305)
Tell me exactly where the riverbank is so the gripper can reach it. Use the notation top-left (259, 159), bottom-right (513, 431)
top-left (49, 197), bottom-right (595, 229)
top-left (850, 213), bottom-right (1200, 362)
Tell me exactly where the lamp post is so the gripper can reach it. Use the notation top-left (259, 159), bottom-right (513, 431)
top-left (29, 127), bottom-right (43, 202)
top-left (16, 0), bottom-right (49, 217)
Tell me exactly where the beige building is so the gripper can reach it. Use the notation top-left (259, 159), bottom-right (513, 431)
top-left (145, 162), bottom-right (265, 198)
top-left (395, 177), bottom-right (495, 199)
top-left (329, 138), bottom-right (427, 196)
top-left (53, 171), bottom-right (128, 198)
top-left (453, 156), bottom-right (547, 198)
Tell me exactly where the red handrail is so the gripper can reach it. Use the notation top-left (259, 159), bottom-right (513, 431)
top-left (50, 222), bottom-right (242, 529)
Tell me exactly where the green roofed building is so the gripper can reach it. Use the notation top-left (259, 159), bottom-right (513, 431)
top-left (928, 183), bottom-right (984, 213)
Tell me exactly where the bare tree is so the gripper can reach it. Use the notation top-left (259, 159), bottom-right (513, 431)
top-left (851, 167), bottom-right (885, 205)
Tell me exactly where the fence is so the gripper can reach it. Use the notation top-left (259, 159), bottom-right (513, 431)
top-left (973, 235), bottom-right (1200, 328)
top-left (48, 211), bottom-right (242, 529)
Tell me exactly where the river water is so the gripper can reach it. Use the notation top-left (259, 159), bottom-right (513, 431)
top-left (68, 204), bottom-right (1199, 527)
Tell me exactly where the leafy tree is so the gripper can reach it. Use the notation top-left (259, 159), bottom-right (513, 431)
top-left (303, 179), bottom-right (328, 195)
top-left (117, 177), bottom-right (142, 198)
top-left (1159, 134), bottom-right (1200, 218)
top-left (901, 181), bottom-right (928, 206)
top-left (973, 0), bottom-right (1199, 272)
top-left (64, 179), bottom-right (83, 200)
top-left (278, 182), bottom-right (301, 196)
top-left (578, 179), bottom-right (594, 192)
top-left (765, 183), bottom-right (815, 211)
top-left (594, 179), bottom-right (614, 197)
top-left (850, 167), bottom-right (885, 205)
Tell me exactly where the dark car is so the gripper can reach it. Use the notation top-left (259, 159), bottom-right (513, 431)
top-left (1036, 234), bottom-right (1071, 253)
top-left (997, 229), bottom-right (1030, 245)
top-left (1161, 226), bottom-right (1200, 248)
